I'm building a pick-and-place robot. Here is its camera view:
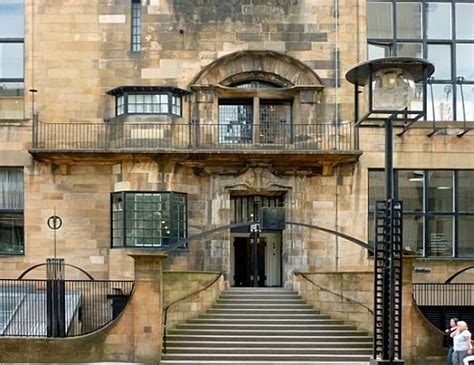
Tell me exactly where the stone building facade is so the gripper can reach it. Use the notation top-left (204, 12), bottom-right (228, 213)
top-left (0, 0), bottom-right (473, 288)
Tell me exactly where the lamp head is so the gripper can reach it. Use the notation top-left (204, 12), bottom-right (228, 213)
top-left (368, 67), bottom-right (416, 110)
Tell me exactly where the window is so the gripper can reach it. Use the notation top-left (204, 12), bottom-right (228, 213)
top-left (111, 191), bottom-right (187, 248)
top-left (107, 86), bottom-right (185, 117)
top-left (368, 169), bottom-right (474, 258)
top-left (131, 0), bottom-right (141, 52)
top-left (0, 168), bottom-right (23, 255)
top-left (0, 0), bottom-right (24, 119)
top-left (367, 0), bottom-right (474, 121)
top-left (231, 195), bottom-right (284, 224)
top-left (218, 81), bottom-right (292, 145)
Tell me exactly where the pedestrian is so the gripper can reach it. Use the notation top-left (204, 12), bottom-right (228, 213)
top-left (446, 318), bottom-right (459, 365)
top-left (452, 321), bottom-right (472, 365)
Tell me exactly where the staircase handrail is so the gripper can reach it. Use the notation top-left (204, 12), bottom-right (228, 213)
top-left (294, 272), bottom-right (373, 314)
top-left (163, 272), bottom-right (223, 354)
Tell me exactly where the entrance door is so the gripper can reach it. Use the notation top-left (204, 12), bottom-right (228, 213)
top-left (231, 233), bottom-right (281, 287)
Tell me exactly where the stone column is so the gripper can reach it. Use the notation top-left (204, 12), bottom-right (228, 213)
top-left (128, 250), bottom-right (168, 364)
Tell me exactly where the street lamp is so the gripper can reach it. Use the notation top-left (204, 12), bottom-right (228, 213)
top-left (346, 57), bottom-right (434, 365)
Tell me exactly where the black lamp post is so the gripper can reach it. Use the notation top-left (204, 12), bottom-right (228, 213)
top-left (345, 57), bottom-right (434, 365)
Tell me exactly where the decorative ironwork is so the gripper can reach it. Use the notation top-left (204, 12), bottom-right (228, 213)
top-left (373, 199), bottom-right (403, 362)
top-left (0, 278), bottom-right (134, 337)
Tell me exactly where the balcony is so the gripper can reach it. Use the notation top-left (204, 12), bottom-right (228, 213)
top-left (30, 121), bottom-right (361, 174)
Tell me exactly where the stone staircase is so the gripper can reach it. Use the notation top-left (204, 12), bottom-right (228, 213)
top-left (161, 287), bottom-right (372, 364)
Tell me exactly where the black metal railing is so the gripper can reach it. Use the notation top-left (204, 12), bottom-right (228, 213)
top-left (31, 121), bottom-right (355, 152)
top-left (0, 279), bottom-right (134, 337)
top-left (412, 283), bottom-right (474, 332)
top-left (412, 283), bottom-right (474, 306)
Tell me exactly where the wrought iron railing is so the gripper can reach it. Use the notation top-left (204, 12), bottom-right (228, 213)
top-left (31, 121), bottom-right (356, 152)
top-left (412, 283), bottom-right (474, 306)
top-left (0, 279), bottom-right (134, 337)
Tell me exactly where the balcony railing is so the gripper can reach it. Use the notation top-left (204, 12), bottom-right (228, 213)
top-left (31, 121), bottom-right (356, 152)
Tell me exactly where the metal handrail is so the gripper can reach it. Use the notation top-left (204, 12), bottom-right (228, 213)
top-left (163, 272), bottom-right (223, 354)
top-left (31, 121), bottom-right (356, 152)
top-left (294, 272), bottom-right (374, 314)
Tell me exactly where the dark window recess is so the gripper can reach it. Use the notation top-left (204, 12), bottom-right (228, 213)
top-left (367, 0), bottom-right (474, 121)
top-left (231, 195), bottom-right (284, 226)
top-left (111, 191), bottom-right (187, 249)
top-left (131, 0), bottom-right (141, 52)
top-left (0, 168), bottom-right (24, 255)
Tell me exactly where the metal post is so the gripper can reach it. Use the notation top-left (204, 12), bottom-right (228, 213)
top-left (253, 229), bottom-right (259, 287)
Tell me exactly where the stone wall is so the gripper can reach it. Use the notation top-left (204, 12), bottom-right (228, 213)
top-left (163, 271), bottom-right (225, 329)
top-left (292, 257), bottom-right (446, 363)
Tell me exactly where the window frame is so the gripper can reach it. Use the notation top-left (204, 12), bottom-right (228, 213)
top-left (367, 0), bottom-right (474, 121)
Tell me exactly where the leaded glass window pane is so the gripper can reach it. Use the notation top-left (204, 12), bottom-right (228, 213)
top-left (428, 216), bottom-right (453, 257)
top-left (427, 171), bottom-right (453, 212)
top-left (396, 2), bottom-right (422, 39)
top-left (367, 2), bottom-right (393, 39)
top-left (456, 3), bottom-right (474, 40)
top-left (456, 44), bottom-right (474, 81)
top-left (426, 3), bottom-right (452, 40)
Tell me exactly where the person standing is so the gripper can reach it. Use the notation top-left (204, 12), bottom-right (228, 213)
top-left (446, 318), bottom-right (459, 365)
top-left (452, 321), bottom-right (472, 365)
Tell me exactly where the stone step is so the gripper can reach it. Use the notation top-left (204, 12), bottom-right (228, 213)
top-left (206, 308), bottom-right (318, 315)
top-left (175, 323), bottom-right (356, 331)
top-left (216, 298), bottom-right (306, 304)
top-left (168, 328), bottom-right (367, 336)
top-left (165, 335), bottom-right (372, 342)
top-left (164, 347), bottom-right (372, 354)
top-left (161, 354), bottom-right (371, 362)
top-left (165, 341), bottom-right (373, 349)
top-left (160, 359), bottom-right (369, 365)
top-left (199, 313), bottom-right (328, 319)
top-left (187, 318), bottom-right (341, 325)
top-left (211, 303), bottom-right (314, 309)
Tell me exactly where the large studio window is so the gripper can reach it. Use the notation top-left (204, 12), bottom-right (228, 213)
top-left (368, 169), bottom-right (474, 258)
top-left (367, 0), bottom-right (474, 121)
top-left (111, 191), bottom-right (187, 248)
top-left (0, 168), bottom-right (24, 255)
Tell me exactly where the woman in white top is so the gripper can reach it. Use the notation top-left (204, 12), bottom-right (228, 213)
top-left (452, 321), bottom-right (472, 365)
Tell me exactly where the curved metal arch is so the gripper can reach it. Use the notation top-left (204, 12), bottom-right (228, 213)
top-left (17, 263), bottom-right (96, 280)
top-left (163, 221), bottom-right (372, 253)
top-left (444, 266), bottom-right (474, 284)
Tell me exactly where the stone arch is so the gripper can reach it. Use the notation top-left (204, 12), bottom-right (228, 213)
top-left (191, 50), bottom-right (323, 87)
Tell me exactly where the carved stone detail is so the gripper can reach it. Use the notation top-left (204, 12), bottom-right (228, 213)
top-left (222, 166), bottom-right (291, 193)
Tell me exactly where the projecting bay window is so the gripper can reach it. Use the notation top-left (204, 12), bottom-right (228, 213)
top-left (108, 86), bottom-right (186, 117)
top-left (111, 191), bottom-right (187, 248)
top-left (0, 168), bottom-right (24, 255)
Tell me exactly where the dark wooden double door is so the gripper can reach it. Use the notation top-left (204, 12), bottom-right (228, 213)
top-left (233, 236), bottom-right (266, 287)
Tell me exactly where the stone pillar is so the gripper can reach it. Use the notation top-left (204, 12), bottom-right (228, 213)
top-left (402, 255), bottom-right (415, 360)
top-left (128, 250), bottom-right (168, 364)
